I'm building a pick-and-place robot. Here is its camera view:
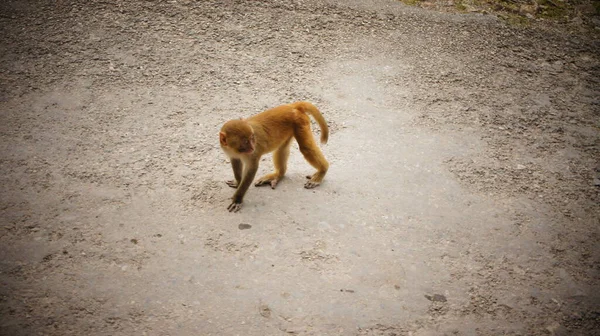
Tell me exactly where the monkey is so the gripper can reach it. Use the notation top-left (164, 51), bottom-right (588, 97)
top-left (219, 101), bottom-right (329, 212)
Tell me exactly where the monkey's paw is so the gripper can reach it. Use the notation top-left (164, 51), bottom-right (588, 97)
top-left (226, 180), bottom-right (239, 188)
top-left (255, 178), bottom-right (279, 189)
top-left (227, 201), bottom-right (243, 212)
top-left (304, 180), bottom-right (321, 189)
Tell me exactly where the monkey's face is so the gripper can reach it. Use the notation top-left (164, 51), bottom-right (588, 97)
top-left (219, 121), bottom-right (255, 156)
top-left (231, 132), bottom-right (255, 154)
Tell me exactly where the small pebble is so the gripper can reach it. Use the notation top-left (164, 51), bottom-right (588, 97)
top-left (238, 223), bottom-right (252, 230)
top-left (425, 294), bottom-right (447, 302)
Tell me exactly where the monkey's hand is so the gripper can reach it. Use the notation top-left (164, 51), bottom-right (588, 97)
top-left (227, 200), bottom-right (243, 212)
top-left (226, 180), bottom-right (239, 188)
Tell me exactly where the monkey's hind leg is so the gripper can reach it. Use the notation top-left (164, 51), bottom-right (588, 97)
top-left (294, 125), bottom-right (329, 189)
top-left (255, 138), bottom-right (292, 189)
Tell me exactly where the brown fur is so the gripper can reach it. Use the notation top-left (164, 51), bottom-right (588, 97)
top-left (219, 101), bottom-right (329, 212)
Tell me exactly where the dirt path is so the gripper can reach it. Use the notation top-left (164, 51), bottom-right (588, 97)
top-left (1, 0), bottom-right (598, 335)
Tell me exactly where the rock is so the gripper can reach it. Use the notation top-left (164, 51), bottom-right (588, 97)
top-left (425, 294), bottom-right (447, 302)
top-left (238, 223), bottom-right (252, 230)
top-left (546, 321), bottom-right (568, 336)
top-left (259, 304), bottom-right (271, 318)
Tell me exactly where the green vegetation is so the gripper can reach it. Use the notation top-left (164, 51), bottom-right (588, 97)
top-left (398, 0), bottom-right (600, 29)
top-left (537, 0), bottom-right (568, 19)
top-left (454, 0), bottom-right (468, 12)
top-left (400, 0), bottom-right (423, 5)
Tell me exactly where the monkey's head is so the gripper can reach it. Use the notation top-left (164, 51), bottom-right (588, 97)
top-left (219, 119), bottom-right (256, 157)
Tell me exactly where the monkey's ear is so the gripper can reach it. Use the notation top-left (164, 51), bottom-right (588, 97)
top-left (219, 132), bottom-right (227, 146)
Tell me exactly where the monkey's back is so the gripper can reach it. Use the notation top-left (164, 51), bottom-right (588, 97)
top-left (247, 103), bottom-right (313, 153)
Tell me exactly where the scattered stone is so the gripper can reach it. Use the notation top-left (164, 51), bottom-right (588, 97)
top-left (546, 321), bottom-right (565, 336)
top-left (238, 223), bottom-right (252, 230)
top-left (425, 294), bottom-right (447, 302)
top-left (259, 304), bottom-right (271, 318)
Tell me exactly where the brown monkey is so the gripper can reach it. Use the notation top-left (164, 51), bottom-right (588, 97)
top-left (219, 101), bottom-right (329, 212)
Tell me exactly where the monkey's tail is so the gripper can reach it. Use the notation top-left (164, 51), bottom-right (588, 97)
top-left (295, 101), bottom-right (329, 144)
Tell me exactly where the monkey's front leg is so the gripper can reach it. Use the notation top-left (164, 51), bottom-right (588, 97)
top-left (226, 158), bottom-right (243, 188)
top-left (228, 159), bottom-right (259, 212)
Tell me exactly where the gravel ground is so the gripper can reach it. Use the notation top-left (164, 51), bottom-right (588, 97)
top-left (0, 0), bottom-right (598, 335)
